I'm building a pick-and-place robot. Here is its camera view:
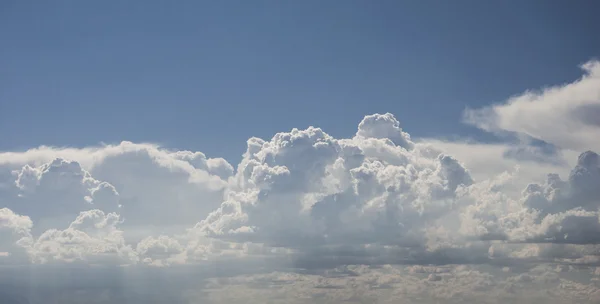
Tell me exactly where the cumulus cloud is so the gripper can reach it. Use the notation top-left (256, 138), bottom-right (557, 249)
top-left (0, 208), bottom-right (32, 264)
top-left (2, 98), bottom-right (600, 301)
top-left (0, 142), bottom-right (231, 238)
top-left (197, 114), bottom-right (475, 255)
top-left (0, 115), bottom-right (597, 264)
top-left (26, 209), bottom-right (136, 264)
top-left (455, 150), bottom-right (600, 250)
top-left (464, 60), bottom-right (600, 153)
top-left (4, 158), bottom-right (120, 234)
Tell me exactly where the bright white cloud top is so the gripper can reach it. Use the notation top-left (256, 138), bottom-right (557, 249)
top-left (2, 61), bottom-right (600, 304)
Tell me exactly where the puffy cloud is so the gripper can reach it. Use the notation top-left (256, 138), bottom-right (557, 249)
top-left (2, 102), bottom-right (600, 302)
top-left (0, 142), bottom-right (231, 238)
top-left (464, 60), bottom-right (600, 153)
top-left (0, 208), bottom-right (32, 264)
top-left (517, 150), bottom-right (600, 217)
top-left (170, 151), bottom-right (234, 180)
top-left (0, 208), bottom-right (32, 237)
top-left (198, 114), bottom-right (475, 256)
top-left (418, 138), bottom-right (578, 187)
top-left (2, 112), bottom-right (600, 269)
top-left (3, 158), bottom-right (119, 233)
top-left (356, 113), bottom-right (413, 149)
top-left (84, 143), bottom-right (229, 230)
top-left (26, 210), bottom-right (136, 264)
top-left (136, 235), bottom-right (186, 266)
top-left (457, 149), bottom-right (600, 248)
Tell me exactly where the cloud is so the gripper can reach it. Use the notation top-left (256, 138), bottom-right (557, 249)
top-left (26, 209), bottom-right (136, 264)
top-left (0, 208), bottom-right (32, 264)
top-left (201, 264), bottom-right (600, 304)
top-left (1, 113), bottom-right (599, 265)
top-left (197, 114), bottom-right (475, 254)
top-left (5, 158), bottom-right (120, 234)
top-left (356, 113), bottom-right (413, 149)
top-left (463, 60), bottom-right (600, 153)
top-left (2, 100), bottom-right (600, 302)
top-left (0, 142), bottom-right (231, 238)
top-left (456, 150), bottom-right (600, 248)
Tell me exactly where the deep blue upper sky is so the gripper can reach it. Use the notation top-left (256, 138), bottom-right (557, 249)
top-left (1, 0), bottom-right (599, 163)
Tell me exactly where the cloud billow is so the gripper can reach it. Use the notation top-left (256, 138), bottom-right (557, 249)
top-left (2, 61), bottom-right (600, 302)
top-left (0, 111), bottom-right (599, 267)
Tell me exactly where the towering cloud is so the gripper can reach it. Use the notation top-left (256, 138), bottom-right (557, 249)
top-left (1, 60), bottom-right (600, 302)
top-left (0, 112), bottom-right (598, 269)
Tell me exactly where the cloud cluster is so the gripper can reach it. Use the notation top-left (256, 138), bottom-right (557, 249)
top-left (0, 142), bottom-right (231, 236)
top-left (202, 264), bottom-right (600, 304)
top-left (0, 116), bottom-right (598, 280)
top-left (2, 61), bottom-right (600, 303)
top-left (198, 114), bottom-right (472, 251)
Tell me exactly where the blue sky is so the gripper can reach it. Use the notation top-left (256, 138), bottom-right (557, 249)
top-left (1, 0), bottom-right (599, 163)
top-left (4, 2), bottom-right (600, 303)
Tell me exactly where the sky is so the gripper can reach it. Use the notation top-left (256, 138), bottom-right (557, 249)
top-left (2, 0), bottom-right (600, 162)
top-left (1, 1), bottom-right (600, 304)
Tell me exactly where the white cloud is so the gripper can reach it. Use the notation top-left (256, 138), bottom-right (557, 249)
top-left (1, 113), bottom-right (599, 268)
top-left (0, 142), bottom-right (231, 238)
top-left (1, 65), bottom-right (600, 303)
top-left (136, 235), bottom-right (186, 266)
top-left (464, 60), bottom-right (600, 153)
top-left (0, 208), bottom-right (32, 264)
top-left (26, 209), bottom-right (136, 264)
top-left (5, 158), bottom-right (120, 234)
top-left (197, 114), bottom-right (477, 255)
top-left (419, 138), bottom-right (578, 185)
